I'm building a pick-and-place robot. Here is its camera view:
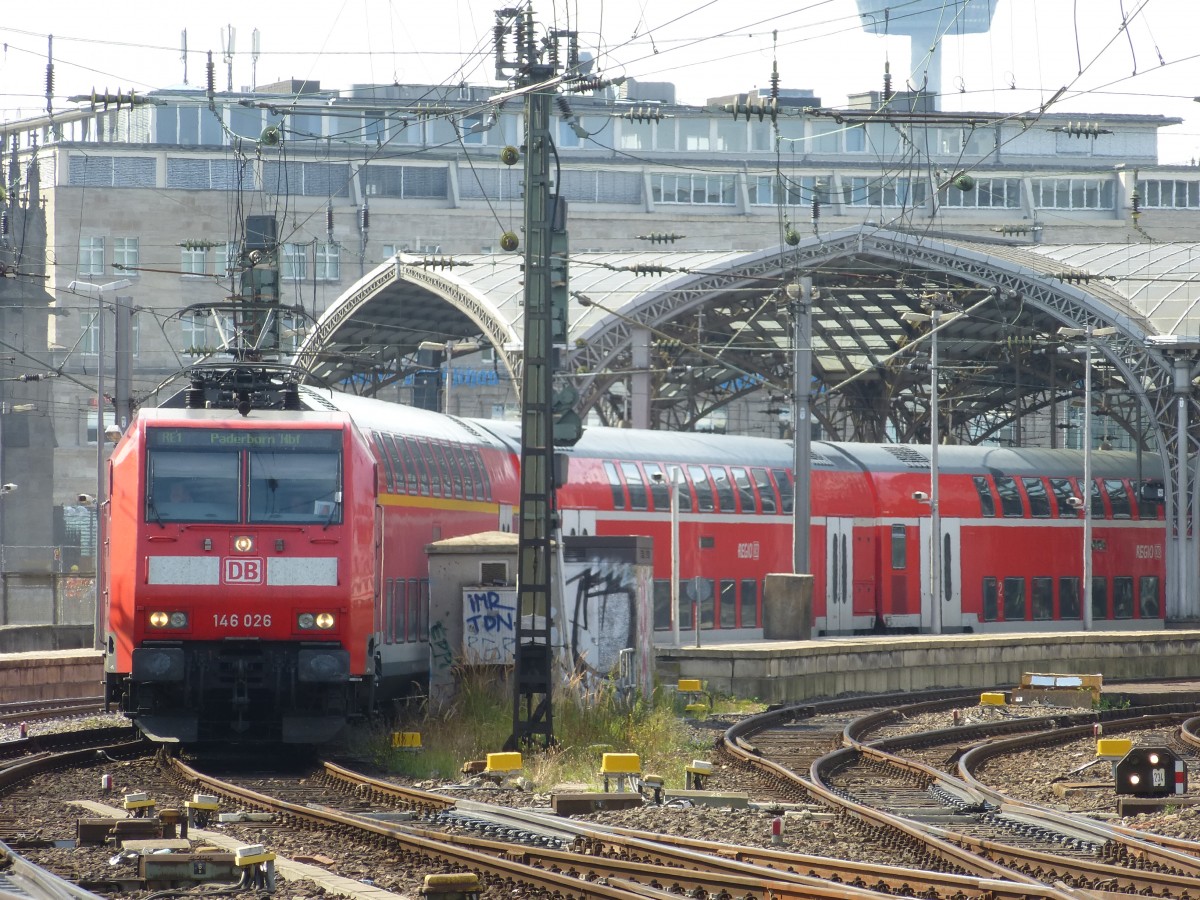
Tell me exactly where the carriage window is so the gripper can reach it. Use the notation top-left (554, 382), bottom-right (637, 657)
top-left (1104, 480), bottom-right (1131, 518)
top-left (383, 579), bottom-right (395, 644)
top-left (453, 444), bottom-right (476, 500)
top-left (678, 589), bottom-right (694, 630)
top-left (1089, 479), bottom-right (1105, 519)
top-left (891, 525), bottom-right (907, 569)
top-left (643, 463), bottom-right (670, 509)
top-left (1112, 576), bottom-right (1134, 618)
top-left (1137, 482), bottom-right (1163, 519)
top-left (720, 580), bottom-right (737, 628)
top-left (470, 449), bottom-right (491, 500)
top-left (973, 476), bottom-right (996, 517)
top-left (675, 467), bottom-right (693, 512)
top-left (982, 577), bottom-right (998, 621)
top-left (621, 462), bottom-right (648, 510)
top-left (740, 579), bottom-right (758, 628)
top-left (399, 438), bottom-right (423, 494)
top-left (1092, 576), bottom-right (1109, 620)
top-left (372, 433), bottom-right (395, 492)
top-left (1032, 577), bottom-right (1053, 619)
top-left (603, 462), bottom-right (626, 509)
top-left (1022, 478), bottom-right (1051, 518)
top-left (1003, 576), bottom-right (1026, 620)
top-left (710, 467), bottom-right (735, 512)
top-left (431, 443), bottom-right (454, 498)
top-left (1049, 478), bottom-right (1079, 517)
top-left (1140, 576), bottom-right (1160, 618)
top-left (383, 435), bottom-right (405, 494)
top-left (772, 468), bottom-right (794, 514)
top-left (419, 442), bottom-right (443, 496)
top-left (653, 580), bottom-right (672, 630)
top-left (751, 468), bottom-right (777, 513)
top-left (418, 578), bottom-right (430, 640)
top-left (392, 579), bottom-right (407, 643)
top-left (688, 465), bottom-right (715, 512)
top-left (731, 467), bottom-right (757, 513)
top-left (443, 444), bottom-right (464, 498)
top-left (993, 477), bottom-right (1024, 517)
top-left (693, 577), bottom-right (715, 628)
top-left (405, 438), bottom-right (429, 495)
top-left (1060, 577), bottom-right (1081, 619)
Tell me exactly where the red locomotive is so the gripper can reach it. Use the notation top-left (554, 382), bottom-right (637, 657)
top-left (102, 369), bottom-right (1165, 743)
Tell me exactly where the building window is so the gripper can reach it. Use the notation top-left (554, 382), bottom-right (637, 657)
top-left (315, 243), bottom-right (340, 281)
top-left (78, 237), bottom-right (105, 276)
top-left (81, 311), bottom-right (100, 354)
top-left (715, 118), bottom-right (746, 153)
top-left (940, 177), bottom-right (1021, 208)
top-left (652, 173), bottom-right (735, 205)
top-left (182, 311), bottom-right (234, 354)
top-left (112, 237), bottom-right (139, 275)
top-left (180, 245), bottom-right (207, 276)
top-left (618, 119), bottom-right (654, 151)
top-left (1138, 179), bottom-right (1200, 209)
top-left (676, 118), bottom-right (710, 151)
top-left (843, 176), bottom-right (927, 207)
top-left (750, 174), bottom-right (831, 206)
top-left (808, 121), bottom-right (840, 153)
top-left (1032, 178), bottom-right (1115, 209)
top-left (282, 243), bottom-right (308, 281)
top-left (459, 113), bottom-right (487, 145)
top-left (845, 124), bottom-right (866, 152)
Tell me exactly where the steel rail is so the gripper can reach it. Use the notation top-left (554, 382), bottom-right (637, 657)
top-left (956, 711), bottom-right (1200, 866)
top-left (170, 757), bottom-right (691, 900)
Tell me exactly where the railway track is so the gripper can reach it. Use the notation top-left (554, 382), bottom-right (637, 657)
top-left (14, 687), bottom-right (1200, 899)
top-left (170, 754), bottom-right (1081, 900)
top-left (725, 693), bottom-right (1200, 897)
top-left (0, 697), bottom-right (104, 726)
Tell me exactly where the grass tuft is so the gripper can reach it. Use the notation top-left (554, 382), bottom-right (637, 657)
top-left (353, 666), bottom-right (763, 791)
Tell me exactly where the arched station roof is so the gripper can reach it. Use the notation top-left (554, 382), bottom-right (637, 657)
top-left (294, 227), bottom-right (1187, 451)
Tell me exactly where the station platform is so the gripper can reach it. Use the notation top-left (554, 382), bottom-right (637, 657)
top-left (655, 630), bottom-right (1200, 705)
top-left (9, 630), bottom-right (1200, 709)
top-left (0, 648), bottom-right (101, 704)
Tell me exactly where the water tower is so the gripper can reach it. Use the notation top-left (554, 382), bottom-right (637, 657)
top-left (855, 0), bottom-right (997, 104)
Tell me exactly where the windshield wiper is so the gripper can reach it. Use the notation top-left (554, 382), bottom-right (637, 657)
top-left (146, 496), bottom-right (164, 529)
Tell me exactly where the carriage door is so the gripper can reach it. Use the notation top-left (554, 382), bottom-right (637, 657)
top-left (919, 518), bottom-right (963, 631)
top-left (825, 518), bottom-right (854, 634)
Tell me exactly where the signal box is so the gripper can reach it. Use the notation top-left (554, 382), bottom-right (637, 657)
top-left (1115, 747), bottom-right (1187, 797)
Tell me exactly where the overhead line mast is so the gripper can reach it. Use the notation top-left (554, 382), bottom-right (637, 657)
top-left (495, 5), bottom-right (587, 750)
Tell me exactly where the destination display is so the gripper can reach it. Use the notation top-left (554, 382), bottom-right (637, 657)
top-left (146, 428), bottom-right (342, 451)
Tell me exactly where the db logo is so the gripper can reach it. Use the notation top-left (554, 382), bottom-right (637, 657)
top-left (223, 558), bottom-right (264, 584)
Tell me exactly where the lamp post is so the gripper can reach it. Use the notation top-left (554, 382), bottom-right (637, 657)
top-left (901, 305), bottom-right (944, 634)
top-left (67, 278), bottom-right (132, 650)
top-left (652, 467), bottom-right (684, 648)
top-left (787, 276), bottom-right (813, 574)
top-left (1058, 325), bottom-right (1117, 630)
top-left (418, 339), bottom-right (480, 415)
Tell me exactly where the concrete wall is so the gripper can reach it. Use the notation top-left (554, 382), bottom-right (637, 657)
top-left (656, 631), bottom-right (1200, 703)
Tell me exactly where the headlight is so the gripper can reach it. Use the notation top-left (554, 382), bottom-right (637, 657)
top-left (315, 612), bottom-right (335, 629)
top-left (297, 613), bottom-right (315, 629)
top-left (148, 611), bottom-right (188, 629)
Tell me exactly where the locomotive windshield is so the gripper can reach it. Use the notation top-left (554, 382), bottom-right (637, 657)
top-left (145, 427), bottom-right (343, 524)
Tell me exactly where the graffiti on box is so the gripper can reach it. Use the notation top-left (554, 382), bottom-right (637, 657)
top-left (463, 588), bottom-right (518, 664)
